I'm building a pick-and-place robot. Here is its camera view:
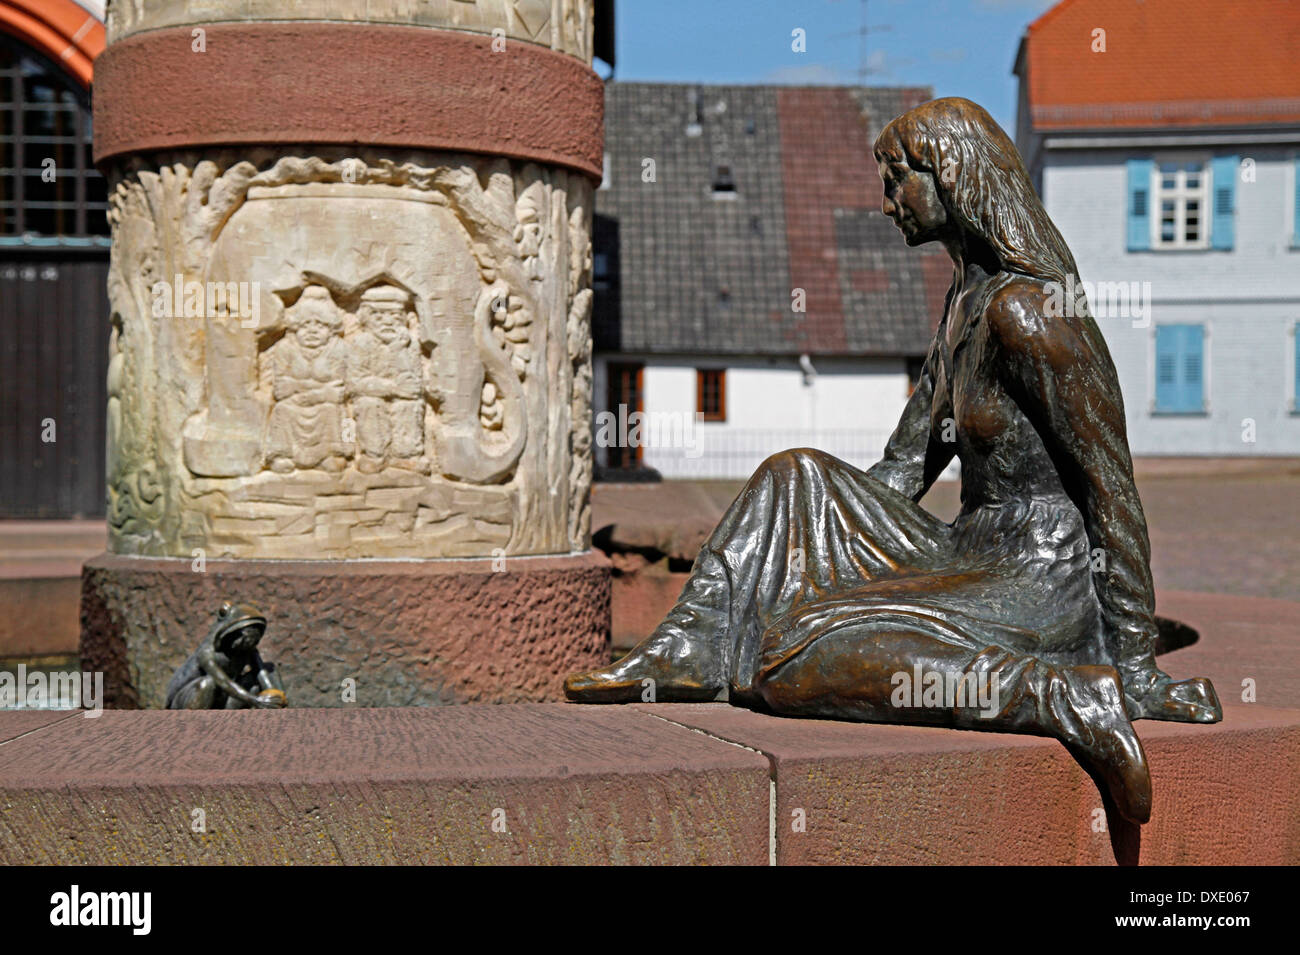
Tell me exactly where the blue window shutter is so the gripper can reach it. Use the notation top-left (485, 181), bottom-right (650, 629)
top-left (1181, 325), bottom-right (1204, 411)
top-left (1127, 159), bottom-right (1153, 251)
top-left (1155, 326), bottom-right (1178, 411)
top-left (1211, 155), bottom-right (1237, 250)
top-left (1155, 325), bottom-right (1204, 412)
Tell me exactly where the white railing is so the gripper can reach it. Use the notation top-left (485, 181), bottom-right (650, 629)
top-left (641, 428), bottom-right (895, 480)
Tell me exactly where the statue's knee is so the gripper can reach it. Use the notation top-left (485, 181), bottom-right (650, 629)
top-left (758, 447), bottom-right (825, 481)
top-left (173, 676), bottom-right (216, 710)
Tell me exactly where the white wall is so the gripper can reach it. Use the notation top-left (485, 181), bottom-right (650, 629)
top-left (593, 354), bottom-right (917, 478)
top-left (1043, 146), bottom-right (1300, 455)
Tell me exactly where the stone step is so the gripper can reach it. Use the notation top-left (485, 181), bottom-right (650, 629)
top-left (0, 520), bottom-right (104, 658)
top-left (0, 577), bottom-right (81, 658)
top-left (1, 700), bottom-right (1293, 865)
top-left (0, 704), bottom-right (769, 865)
top-left (634, 702), bottom-right (1299, 865)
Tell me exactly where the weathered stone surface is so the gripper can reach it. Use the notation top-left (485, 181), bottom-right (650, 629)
top-left (105, 151), bottom-right (594, 559)
top-left (0, 710), bottom-right (77, 743)
top-left (636, 702), bottom-right (1299, 865)
top-left (0, 576), bottom-right (81, 657)
top-left (1151, 590), bottom-right (1300, 705)
top-left (94, 24), bottom-right (605, 177)
top-left (1126, 706), bottom-right (1300, 865)
top-left (0, 522), bottom-right (104, 657)
top-left (0, 705), bottom-right (768, 865)
top-left (106, 0), bottom-right (598, 65)
top-left (2, 700), bottom-right (1292, 865)
top-left (80, 551), bottom-right (611, 709)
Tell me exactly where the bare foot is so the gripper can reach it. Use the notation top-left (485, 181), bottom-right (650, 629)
top-left (1124, 671), bottom-right (1222, 723)
top-left (565, 632), bottom-right (725, 703)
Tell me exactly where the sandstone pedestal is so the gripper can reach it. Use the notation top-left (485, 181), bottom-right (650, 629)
top-left (81, 551), bottom-right (610, 708)
top-left (83, 1), bottom-right (607, 705)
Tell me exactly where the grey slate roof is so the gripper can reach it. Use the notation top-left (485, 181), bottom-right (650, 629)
top-left (593, 81), bottom-right (945, 358)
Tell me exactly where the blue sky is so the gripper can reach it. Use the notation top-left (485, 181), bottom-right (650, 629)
top-left (612, 0), bottom-right (1057, 135)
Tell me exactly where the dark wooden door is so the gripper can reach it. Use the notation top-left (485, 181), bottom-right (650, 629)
top-left (0, 253), bottom-right (108, 516)
top-left (605, 361), bottom-right (644, 469)
top-left (0, 34), bottom-right (110, 518)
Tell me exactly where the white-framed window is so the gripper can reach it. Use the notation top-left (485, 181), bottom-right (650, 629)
top-left (1153, 159), bottom-right (1210, 249)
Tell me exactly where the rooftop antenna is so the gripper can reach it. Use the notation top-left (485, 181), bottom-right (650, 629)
top-left (831, 0), bottom-right (893, 84)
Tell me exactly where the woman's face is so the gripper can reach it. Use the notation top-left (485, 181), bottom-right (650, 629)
top-left (877, 153), bottom-right (949, 246)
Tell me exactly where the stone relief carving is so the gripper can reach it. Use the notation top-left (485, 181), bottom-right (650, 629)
top-left (566, 194), bottom-right (594, 552)
top-left (104, 148), bottom-right (594, 559)
top-left (106, 174), bottom-right (166, 552)
top-left (261, 285), bottom-right (350, 474)
top-left (106, 0), bottom-right (596, 65)
top-left (347, 285), bottom-right (428, 474)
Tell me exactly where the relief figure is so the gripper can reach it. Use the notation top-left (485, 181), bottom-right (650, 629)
top-left (262, 285), bottom-right (350, 472)
top-left (347, 285), bottom-right (428, 473)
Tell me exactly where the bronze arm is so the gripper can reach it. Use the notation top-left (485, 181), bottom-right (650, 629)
top-left (197, 644), bottom-right (266, 707)
top-left (867, 334), bottom-right (955, 503)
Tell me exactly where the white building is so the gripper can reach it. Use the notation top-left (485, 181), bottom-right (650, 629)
top-left (592, 355), bottom-right (911, 479)
top-left (1015, 0), bottom-right (1300, 456)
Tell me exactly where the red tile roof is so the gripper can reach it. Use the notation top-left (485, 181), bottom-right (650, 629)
top-left (776, 87), bottom-right (874, 353)
top-left (1023, 0), bottom-right (1300, 129)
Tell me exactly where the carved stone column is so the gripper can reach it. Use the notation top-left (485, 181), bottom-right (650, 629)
top-left (81, 0), bottom-right (608, 707)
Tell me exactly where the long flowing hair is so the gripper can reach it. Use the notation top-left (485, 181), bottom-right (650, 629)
top-left (874, 97), bottom-right (1079, 290)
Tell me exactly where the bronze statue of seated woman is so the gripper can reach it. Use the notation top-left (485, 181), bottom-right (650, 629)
top-left (566, 97), bottom-right (1221, 825)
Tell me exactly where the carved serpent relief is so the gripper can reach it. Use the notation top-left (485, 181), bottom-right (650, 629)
top-left (105, 151), bottom-right (594, 559)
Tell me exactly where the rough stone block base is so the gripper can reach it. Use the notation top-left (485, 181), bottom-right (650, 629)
top-left (79, 551), bottom-right (610, 708)
top-left (0, 706), bottom-right (768, 865)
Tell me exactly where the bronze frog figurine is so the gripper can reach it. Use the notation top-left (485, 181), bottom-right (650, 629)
top-left (166, 601), bottom-right (287, 710)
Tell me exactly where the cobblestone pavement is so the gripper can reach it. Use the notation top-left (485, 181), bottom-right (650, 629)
top-left (1133, 459), bottom-right (1300, 603)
